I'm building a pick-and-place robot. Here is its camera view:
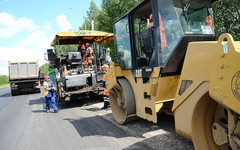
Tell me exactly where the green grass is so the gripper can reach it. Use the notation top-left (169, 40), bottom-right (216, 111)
top-left (0, 83), bottom-right (10, 88)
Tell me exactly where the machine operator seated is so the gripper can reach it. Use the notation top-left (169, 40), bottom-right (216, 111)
top-left (141, 14), bottom-right (155, 64)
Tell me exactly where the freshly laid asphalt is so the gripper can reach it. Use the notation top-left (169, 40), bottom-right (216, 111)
top-left (0, 87), bottom-right (151, 150)
top-left (0, 87), bottom-right (193, 150)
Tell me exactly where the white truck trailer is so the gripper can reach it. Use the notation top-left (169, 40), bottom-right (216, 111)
top-left (8, 61), bottom-right (41, 96)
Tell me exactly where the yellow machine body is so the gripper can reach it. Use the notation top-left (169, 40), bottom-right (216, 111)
top-left (106, 34), bottom-right (240, 149)
top-left (209, 34), bottom-right (240, 115)
top-left (107, 65), bottom-right (179, 123)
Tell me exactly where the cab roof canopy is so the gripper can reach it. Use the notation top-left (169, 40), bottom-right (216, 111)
top-left (51, 30), bottom-right (114, 46)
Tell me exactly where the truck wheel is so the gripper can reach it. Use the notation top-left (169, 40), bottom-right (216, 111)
top-left (56, 92), bottom-right (62, 102)
top-left (36, 88), bottom-right (41, 93)
top-left (191, 93), bottom-right (239, 150)
top-left (109, 78), bottom-right (136, 124)
top-left (11, 90), bottom-right (18, 96)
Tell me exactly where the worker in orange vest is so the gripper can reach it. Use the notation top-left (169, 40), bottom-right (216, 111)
top-left (85, 43), bottom-right (94, 64)
top-left (43, 76), bottom-right (59, 113)
top-left (78, 41), bottom-right (86, 58)
top-left (101, 64), bottom-right (110, 109)
top-left (146, 13), bottom-right (167, 51)
top-left (158, 11), bottom-right (167, 51)
top-left (205, 15), bottom-right (214, 34)
top-left (146, 14), bottom-right (153, 29)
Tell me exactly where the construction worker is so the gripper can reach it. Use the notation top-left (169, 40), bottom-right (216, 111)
top-left (85, 43), bottom-right (94, 64)
top-left (205, 15), bottom-right (214, 34)
top-left (146, 13), bottom-right (167, 51)
top-left (146, 14), bottom-right (153, 29)
top-left (78, 41), bottom-right (86, 58)
top-left (63, 65), bottom-right (68, 76)
top-left (43, 76), bottom-right (59, 113)
top-left (101, 64), bottom-right (110, 109)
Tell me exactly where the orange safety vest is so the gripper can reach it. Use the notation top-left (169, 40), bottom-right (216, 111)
top-left (44, 81), bottom-right (55, 97)
top-left (205, 15), bottom-right (214, 34)
top-left (85, 47), bottom-right (94, 63)
top-left (78, 44), bottom-right (86, 54)
top-left (81, 44), bottom-right (86, 55)
top-left (83, 60), bottom-right (89, 70)
top-left (158, 11), bottom-right (167, 51)
top-left (146, 22), bottom-right (153, 29)
top-left (103, 75), bottom-right (109, 96)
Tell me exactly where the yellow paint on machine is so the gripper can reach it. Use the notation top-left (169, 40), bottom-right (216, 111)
top-left (106, 64), bottom-right (179, 123)
top-left (209, 33), bottom-right (240, 115)
top-left (51, 30), bottom-right (114, 46)
top-left (106, 33), bottom-right (240, 149)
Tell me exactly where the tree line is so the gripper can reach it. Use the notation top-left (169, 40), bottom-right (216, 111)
top-left (0, 75), bottom-right (9, 86)
top-left (212, 0), bottom-right (240, 40)
top-left (81, 0), bottom-right (239, 40)
top-left (39, 63), bottom-right (55, 77)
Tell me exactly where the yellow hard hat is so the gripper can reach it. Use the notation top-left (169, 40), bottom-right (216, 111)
top-left (102, 64), bottom-right (109, 69)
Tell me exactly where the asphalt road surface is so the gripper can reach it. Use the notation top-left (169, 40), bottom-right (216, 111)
top-left (0, 87), bottom-right (194, 150)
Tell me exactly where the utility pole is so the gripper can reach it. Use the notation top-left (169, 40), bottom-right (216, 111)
top-left (68, 6), bottom-right (94, 31)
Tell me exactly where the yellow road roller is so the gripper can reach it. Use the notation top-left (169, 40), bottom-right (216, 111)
top-left (106, 0), bottom-right (240, 149)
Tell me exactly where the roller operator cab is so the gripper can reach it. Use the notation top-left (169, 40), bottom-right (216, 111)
top-left (114, 0), bottom-right (215, 76)
top-left (111, 0), bottom-right (216, 123)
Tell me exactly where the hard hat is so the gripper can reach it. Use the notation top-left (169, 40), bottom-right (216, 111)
top-left (102, 64), bottom-right (109, 70)
top-left (45, 76), bottom-right (50, 80)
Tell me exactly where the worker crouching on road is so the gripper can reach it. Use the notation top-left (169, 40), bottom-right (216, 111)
top-left (43, 76), bottom-right (59, 113)
top-left (101, 65), bottom-right (110, 109)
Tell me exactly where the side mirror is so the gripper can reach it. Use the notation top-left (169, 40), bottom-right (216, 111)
top-left (44, 52), bottom-right (48, 61)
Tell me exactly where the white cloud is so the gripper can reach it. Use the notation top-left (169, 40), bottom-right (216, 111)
top-left (43, 23), bottom-right (51, 31)
top-left (0, 12), bottom-right (38, 38)
top-left (0, 46), bottom-right (41, 62)
top-left (0, 30), bottom-right (55, 75)
top-left (0, 13), bottom-right (58, 75)
top-left (0, 46), bottom-right (47, 75)
top-left (0, 61), bottom-right (9, 76)
top-left (19, 30), bottom-right (48, 47)
top-left (56, 14), bottom-right (72, 31)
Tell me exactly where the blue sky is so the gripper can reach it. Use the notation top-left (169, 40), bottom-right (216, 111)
top-left (0, 0), bottom-right (102, 75)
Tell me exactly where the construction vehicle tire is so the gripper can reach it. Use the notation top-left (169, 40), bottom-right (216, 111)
top-left (109, 78), bottom-right (136, 124)
top-left (191, 93), bottom-right (236, 150)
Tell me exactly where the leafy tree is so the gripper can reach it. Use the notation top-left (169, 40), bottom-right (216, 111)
top-left (212, 0), bottom-right (240, 40)
top-left (39, 63), bottom-right (55, 76)
top-left (80, 0), bottom-right (101, 31)
top-left (97, 0), bottom-right (141, 33)
top-left (55, 44), bottom-right (78, 56)
top-left (80, 0), bottom-right (141, 62)
top-left (0, 75), bottom-right (9, 85)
